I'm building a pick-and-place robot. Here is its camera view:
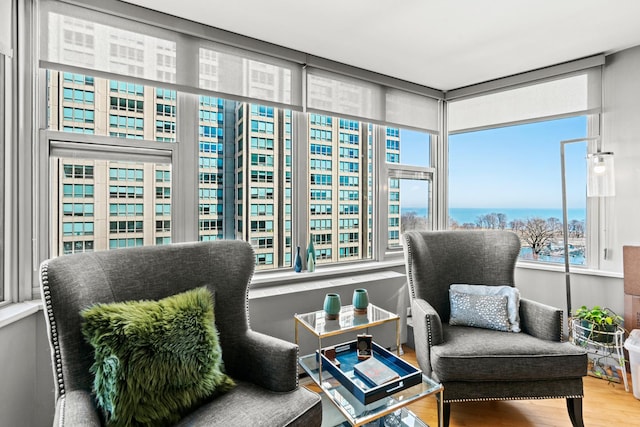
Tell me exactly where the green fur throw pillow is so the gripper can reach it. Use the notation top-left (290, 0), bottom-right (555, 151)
top-left (81, 287), bottom-right (235, 427)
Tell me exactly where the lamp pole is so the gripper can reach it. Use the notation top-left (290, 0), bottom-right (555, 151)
top-left (560, 137), bottom-right (601, 320)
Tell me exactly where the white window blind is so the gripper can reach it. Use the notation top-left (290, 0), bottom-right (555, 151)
top-left (199, 44), bottom-right (301, 108)
top-left (42, 6), bottom-right (178, 85)
top-left (448, 68), bottom-right (602, 133)
top-left (306, 68), bottom-right (440, 132)
top-left (386, 88), bottom-right (440, 133)
top-left (40, 0), bottom-right (303, 109)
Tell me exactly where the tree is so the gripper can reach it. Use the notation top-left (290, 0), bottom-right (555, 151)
top-left (522, 217), bottom-right (555, 259)
top-left (569, 219), bottom-right (585, 238)
top-left (476, 212), bottom-right (501, 229)
top-left (401, 211), bottom-right (428, 233)
top-left (509, 219), bottom-right (525, 233)
top-left (546, 217), bottom-right (562, 233)
top-left (497, 213), bottom-right (507, 230)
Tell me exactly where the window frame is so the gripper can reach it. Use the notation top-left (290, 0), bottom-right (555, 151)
top-left (38, 80), bottom-right (417, 282)
top-left (0, 53), bottom-right (6, 306)
top-left (446, 113), bottom-right (602, 270)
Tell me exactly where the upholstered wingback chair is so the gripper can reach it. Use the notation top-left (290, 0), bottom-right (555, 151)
top-left (403, 230), bottom-right (587, 427)
top-left (40, 240), bottom-right (322, 426)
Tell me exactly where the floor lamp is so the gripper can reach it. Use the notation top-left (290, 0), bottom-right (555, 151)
top-left (560, 137), bottom-right (615, 320)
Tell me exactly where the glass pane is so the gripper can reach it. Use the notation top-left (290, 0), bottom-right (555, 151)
top-left (47, 71), bottom-right (176, 142)
top-left (448, 116), bottom-right (588, 265)
top-left (388, 179), bottom-right (431, 249)
top-left (51, 158), bottom-right (171, 256)
top-left (308, 115), bottom-right (373, 264)
top-left (196, 99), bottom-right (291, 270)
top-left (385, 127), bottom-right (431, 167)
top-left (400, 129), bottom-right (431, 167)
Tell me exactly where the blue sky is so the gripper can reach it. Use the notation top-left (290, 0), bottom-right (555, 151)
top-left (399, 116), bottom-right (588, 209)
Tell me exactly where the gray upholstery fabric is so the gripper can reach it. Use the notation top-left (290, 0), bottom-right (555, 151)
top-left (432, 324), bottom-right (586, 382)
top-left (403, 230), bottom-right (587, 427)
top-left (40, 240), bottom-right (322, 427)
top-left (177, 380), bottom-right (323, 427)
top-left (520, 298), bottom-right (564, 341)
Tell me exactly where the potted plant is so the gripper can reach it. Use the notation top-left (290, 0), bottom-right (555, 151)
top-left (572, 305), bottom-right (623, 344)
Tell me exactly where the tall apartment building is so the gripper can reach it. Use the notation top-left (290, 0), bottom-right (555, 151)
top-left (48, 71), bottom-right (175, 255)
top-left (48, 70), bottom-right (397, 269)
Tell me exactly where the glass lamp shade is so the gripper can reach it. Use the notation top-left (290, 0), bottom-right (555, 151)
top-left (587, 152), bottom-right (615, 197)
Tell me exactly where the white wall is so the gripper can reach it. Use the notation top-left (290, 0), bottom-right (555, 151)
top-left (0, 313), bottom-right (54, 427)
top-left (602, 45), bottom-right (640, 271)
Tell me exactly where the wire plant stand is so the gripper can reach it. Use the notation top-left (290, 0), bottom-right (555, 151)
top-left (569, 318), bottom-right (629, 392)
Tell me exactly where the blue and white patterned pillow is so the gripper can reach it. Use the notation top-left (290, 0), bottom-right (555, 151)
top-left (450, 284), bottom-right (521, 332)
top-left (449, 290), bottom-right (511, 332)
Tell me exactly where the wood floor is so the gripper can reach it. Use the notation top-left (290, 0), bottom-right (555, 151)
top-left (306, 346), bottom-right (640, 427)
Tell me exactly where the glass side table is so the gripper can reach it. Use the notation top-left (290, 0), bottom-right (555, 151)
top-left (294, 303), bottom-right (401, 357)
top-left (299, 353), bottom-right (443, 427)
top-left (296, 304), bottom-right (443, 427)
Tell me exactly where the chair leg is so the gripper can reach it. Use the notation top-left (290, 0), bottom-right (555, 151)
top-left (566, 398), bottom-right (584, 427)
top-left (437, 398), bottom-right (451, 427)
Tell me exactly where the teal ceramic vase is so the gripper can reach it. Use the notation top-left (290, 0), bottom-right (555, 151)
top-left (352, 288), bottom-right (369, 314)
top-left (323, 293), bottom-right (341, 320)
top-left (307, 253), bottom-right (315, 273)
top-left (307, 240), bottom-right (316, 272)
top-left (294, 246), bottom-right (302, 273)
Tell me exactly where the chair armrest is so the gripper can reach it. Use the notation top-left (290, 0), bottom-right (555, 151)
top-left (519, 298), bottom-right (563, 342)
top-left (54, 391), bottom-right (102, 426)
top-left (410, 298), bottom-right (443, 376)
top-left (230, 330), bottom-right (299, 392)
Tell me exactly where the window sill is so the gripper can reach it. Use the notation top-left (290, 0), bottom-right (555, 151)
top-left (516, 260), bottom-right (623, 279)
top-left (0, 300), bottom-right (43, 329)
top-left (249, 259), bottom-right (406, 299)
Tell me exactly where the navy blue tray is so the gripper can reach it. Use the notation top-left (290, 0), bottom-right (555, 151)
top-left (318, 340), bottom-right (422, 405)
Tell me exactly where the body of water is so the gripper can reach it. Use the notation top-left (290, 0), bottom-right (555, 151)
top-left (401, 207), bottom-right (586, 225)
top-left (400, 206), bottom-right (587, 266)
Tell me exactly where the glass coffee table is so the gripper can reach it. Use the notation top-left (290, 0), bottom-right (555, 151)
top-left (295, 304), bottom-right (443, 427)
top-left (299, 353), bottom-right (442, 427)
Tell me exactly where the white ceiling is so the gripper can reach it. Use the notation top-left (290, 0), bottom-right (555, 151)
top-left (120, 0), bottom-right (640, 91)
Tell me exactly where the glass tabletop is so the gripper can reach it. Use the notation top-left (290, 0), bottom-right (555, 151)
top-left (295, 304), bottom-right (399, 338)
top-left (299, 353), bottom-right (442, 426)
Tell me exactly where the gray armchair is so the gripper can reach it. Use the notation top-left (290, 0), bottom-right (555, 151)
top-left (40, 240), bottom-right (322, 426)
top-left (403, 230), bottom-right (587, 427)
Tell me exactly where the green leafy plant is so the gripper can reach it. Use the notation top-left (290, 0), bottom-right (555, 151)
top-left (573, 305), bottom-right (623, 345)
top-left (573, 305), bottom-right (623, 327)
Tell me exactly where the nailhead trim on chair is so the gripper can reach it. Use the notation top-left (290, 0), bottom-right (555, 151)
top-left (403, 236), bottom-right (417, 300)
top-left (445, 394), bottom-right (584, 403)
top-left (40, 261), bottom-right (66, 399)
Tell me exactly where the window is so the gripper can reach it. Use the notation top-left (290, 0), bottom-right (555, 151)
top-left (448, 116), bottom-right (588, 265)
top-left (305, 115), bottom-right (374, 264)
top-left (50, 155), bottom-right (171, 258)
top-left (41, 44), bottom-right (433, 277)
top-left (386, 128), bottom-right (433, 249)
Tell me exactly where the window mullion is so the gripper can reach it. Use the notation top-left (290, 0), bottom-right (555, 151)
top-left (291, 110), bottom-right (308, 265)
top-left (374, 125), bottom-right (388, 260)
top-left (173, 92), bottom-right (199, 243)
